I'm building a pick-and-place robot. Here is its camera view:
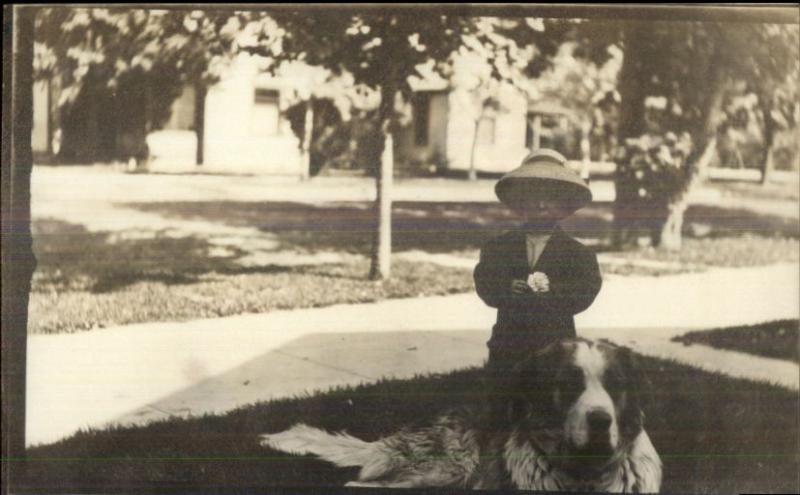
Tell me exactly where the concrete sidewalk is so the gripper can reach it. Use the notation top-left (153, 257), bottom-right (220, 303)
top-left (26, 262), bottom-right (799, 447)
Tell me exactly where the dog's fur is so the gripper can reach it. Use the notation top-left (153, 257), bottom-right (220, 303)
top-left (259, 339), bottom-right (662, 492)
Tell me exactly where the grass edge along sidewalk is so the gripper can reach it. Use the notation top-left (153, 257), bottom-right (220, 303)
top-left (19, 352), bottom-right (800, 495)
top-left (673, 319), bottom-right (799, 363)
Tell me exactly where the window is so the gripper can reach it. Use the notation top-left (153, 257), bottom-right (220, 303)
top-left (476, 116), bottom-right (496, 145)
top-left (412, 93), bottom-right (430, 146)
top-left (251, 88), bottom-right (280, 137)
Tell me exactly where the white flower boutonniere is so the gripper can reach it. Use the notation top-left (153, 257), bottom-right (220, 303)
top-left (528, 272), bottom-right (550, 293)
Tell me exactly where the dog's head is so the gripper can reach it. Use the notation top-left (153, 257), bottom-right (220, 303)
top-left (504, 339), bottom-right (648, 473)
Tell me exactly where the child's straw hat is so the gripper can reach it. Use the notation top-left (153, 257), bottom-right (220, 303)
top-left (494, 149), bottom-right (592, 213)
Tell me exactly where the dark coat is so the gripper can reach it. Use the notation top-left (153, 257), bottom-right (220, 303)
top-left (474, 226), bottom-right (602, 368)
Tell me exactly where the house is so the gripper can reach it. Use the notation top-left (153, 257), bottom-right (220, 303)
top-left (395, 81), bottom-right (531, 175)
top-left (395, 80), bottom-right (586, 176)
top-left (32, 53), bottom-right (313, 176)
top-left (145, 54), bottom-right (310, 175)
top-left (32, 52), bottom-right (589, 177)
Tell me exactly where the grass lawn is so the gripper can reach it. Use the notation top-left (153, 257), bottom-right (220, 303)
top-left (30, 220), bottom-right (474, 334)
top-left (673, 320), bottom-right (799, 363)
top-left (17, 354), bottom-right (799, 494)
top-left (598, 235), bottom-right (799, 271)
top-left (30, 203), bottom-right (799, 333)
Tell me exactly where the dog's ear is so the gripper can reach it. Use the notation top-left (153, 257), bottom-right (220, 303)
top-left (501, 353), bottom-right (537, 423)
top-left (616, 345), bottom-right (650, 439)
top-left (506, 344), bottom-right (564, 424)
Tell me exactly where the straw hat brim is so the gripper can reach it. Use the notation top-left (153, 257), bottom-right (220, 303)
top-left (495, 163), bottom-right (592, 212)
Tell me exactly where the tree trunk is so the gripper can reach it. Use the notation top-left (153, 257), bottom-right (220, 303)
top-left (759, 102), bottom-right (775, 185)
top-left (652, 70), bottom-right (725, 251)
top-left (369, 127), bottom-right (393, 280)
top-left (580, 118), bottom-right (592, 181)
top-left (658, 196), bottom-right (687, 251)
top-left (531, 114), bottom-right (542, 150)
top-left (300, 99), bottom-right (314, 181)
top-left (368, 83), bottom-right (395, 281)
top-left (655, 136), bottom-right (717, 251)
top-left (613, 22), bottom-right (648, 249)
top-left (761, 145), bottom-right (775, 185)
top-left (194, 84), bottom-right (206, 165)
top-left (694, 79), bottom-right (727, 182)
top-left (2, 3), bottom-right (37, 471)
top-left (468, 118), bottom-right (480, 181)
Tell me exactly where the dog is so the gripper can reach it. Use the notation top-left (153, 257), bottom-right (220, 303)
top-left (259, 339), bottom-right (662, 492)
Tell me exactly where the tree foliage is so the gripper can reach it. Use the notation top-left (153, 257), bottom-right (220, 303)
top-left (622, 132), bottom-right (693, 203)
top-left (35, 7), bottom-right (243, 102)
top-left (245, 12), bottom-right (539, 126)
top-left (607, 20), bottom-right (799, 162)
top-left (606, 19), bottom-right (799, 248)
top-left (34, 7), bottom-right (244, 159)
top-left (531, 41), bottom-right (621, 118)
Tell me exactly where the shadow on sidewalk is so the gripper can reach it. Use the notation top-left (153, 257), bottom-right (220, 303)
top-left (115, 330), bottom-right (490, 428)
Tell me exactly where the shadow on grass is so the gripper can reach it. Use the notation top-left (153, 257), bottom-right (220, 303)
top-left (685, 204), bottom-right (799, 239)
top-left (127, 200), bottom-right (521, 254)
top-left (33, 199), bottom-right (799, 295)
top-left (31, 219), bottom-right (301, 294)
top-left (126, 200), bottom-right (800, 256)
top-left (21, 354), bottom-right (799, 494)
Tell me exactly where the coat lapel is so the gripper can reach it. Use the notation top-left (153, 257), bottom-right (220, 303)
top-left (508, 230), bottom-right (531, 275)
top-left (512, 225), bottom-right (564, 274)
top-left (532, 226), bottom-right (564, 273)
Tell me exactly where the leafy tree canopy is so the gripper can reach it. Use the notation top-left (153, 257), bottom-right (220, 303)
top-left (243, 12), bottom-right (556, 122)
top-left (35, 7), bottom-right (245, 112)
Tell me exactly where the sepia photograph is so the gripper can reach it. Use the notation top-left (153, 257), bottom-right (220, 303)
top-left (2, 3), bottom-right (799, 494)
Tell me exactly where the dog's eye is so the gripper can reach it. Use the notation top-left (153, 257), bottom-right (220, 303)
top-left (557, 366), bottom-right (585, 405)
top-left (604, 369), bottom-right (626, 397)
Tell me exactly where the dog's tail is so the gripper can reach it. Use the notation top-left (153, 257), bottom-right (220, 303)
top-left (260, 423), bottom-right (380, 469)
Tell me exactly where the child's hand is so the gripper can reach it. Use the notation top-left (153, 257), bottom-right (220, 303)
top-left (527, 272), bottom-right (550, 293)
top-left (511, 279), bottom-right (533, 295)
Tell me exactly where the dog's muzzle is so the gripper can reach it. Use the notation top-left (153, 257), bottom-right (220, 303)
top-left (587, 409), bottom-right (613, 443)
top-left (565, 408), bottom-right (618, 470)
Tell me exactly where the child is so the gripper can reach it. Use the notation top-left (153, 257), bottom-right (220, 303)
top-left (474, 149), bottom-right (603, 377)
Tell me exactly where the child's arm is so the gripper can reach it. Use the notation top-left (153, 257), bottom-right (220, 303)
top-left (513, 248), bottom-right (602, 316)
top-left (474, 239), bottom-right (514, 308)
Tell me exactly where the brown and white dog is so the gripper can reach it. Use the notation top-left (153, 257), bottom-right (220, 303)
top-left (259, 339), bottom-right (662, 492)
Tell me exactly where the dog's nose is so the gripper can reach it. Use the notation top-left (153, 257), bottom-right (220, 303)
top-left (587, 410), bottom-right (613, 431)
